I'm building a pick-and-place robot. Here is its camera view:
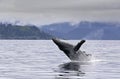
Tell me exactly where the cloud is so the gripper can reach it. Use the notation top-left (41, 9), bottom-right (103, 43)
top-left (13, 0), bottom-right (120, 12)
top-left (0, 0), bottom-right (120, 25)
top-left (0, 0), bottom-right (15, 11)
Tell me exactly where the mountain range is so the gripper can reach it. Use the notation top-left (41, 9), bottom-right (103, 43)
top-left (40, 21), bottom-right (120, 40)
top-left (0, 21), bottom-right (120, 40)
top-left (0, 22), bottom-right (53, 39)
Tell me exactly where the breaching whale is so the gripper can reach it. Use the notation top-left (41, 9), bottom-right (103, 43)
top-left (52, 38), bottom-right (91, 61)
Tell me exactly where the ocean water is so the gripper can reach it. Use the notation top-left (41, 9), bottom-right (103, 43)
top-left (0, 40), bottom-right (119, 79)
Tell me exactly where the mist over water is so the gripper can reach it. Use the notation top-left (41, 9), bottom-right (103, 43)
top-left (0, 40), bottom-right (119, 79)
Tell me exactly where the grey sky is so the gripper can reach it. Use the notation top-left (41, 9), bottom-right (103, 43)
top-left (0, 0), bottom-right (120, 25)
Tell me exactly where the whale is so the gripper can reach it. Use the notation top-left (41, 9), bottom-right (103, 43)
top-left (52, 38), bottom-right (91, 61)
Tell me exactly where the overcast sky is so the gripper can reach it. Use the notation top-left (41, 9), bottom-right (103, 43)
top-left (0, 0), bottom-right (120, 25)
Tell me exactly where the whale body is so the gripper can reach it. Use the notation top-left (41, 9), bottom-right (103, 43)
top-left (52, 38), bottom-right (91, 61)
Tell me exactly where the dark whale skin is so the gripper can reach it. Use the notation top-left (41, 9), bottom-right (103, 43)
top-left (52, 38), bottom-right (91, 61)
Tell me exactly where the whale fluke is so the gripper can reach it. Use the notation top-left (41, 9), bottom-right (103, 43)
top-left (52, 38), bottom-right (91, 61)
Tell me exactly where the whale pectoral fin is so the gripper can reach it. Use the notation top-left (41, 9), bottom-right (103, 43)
top-left (74, 40), bottom-right (86, 51)
top-left (52, 38), bottom-right (73, 51)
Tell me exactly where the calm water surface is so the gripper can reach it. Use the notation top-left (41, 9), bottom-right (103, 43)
top-left (0, 40), bottom-right (119, 79)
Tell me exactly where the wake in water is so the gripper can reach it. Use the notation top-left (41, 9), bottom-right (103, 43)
top-left (54, 55), bottom-right (103, 79)
top-left (88, 55), bottom-right (103, 62)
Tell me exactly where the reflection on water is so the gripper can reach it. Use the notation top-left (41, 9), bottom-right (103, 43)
top-left (0, 40), bottom-right (120, 79)
top-left (55, 61), bottom-right (90, 79)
